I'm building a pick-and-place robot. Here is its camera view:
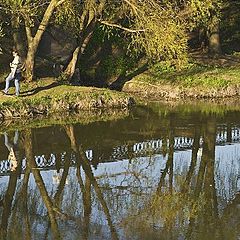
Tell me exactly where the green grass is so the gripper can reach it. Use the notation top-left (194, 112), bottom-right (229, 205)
top-left (124, 57), bottom-right (240, 100)
top-left (137, 64), bottom-right (240, 89)
top-left (0, 77), bottom-right (134, 119)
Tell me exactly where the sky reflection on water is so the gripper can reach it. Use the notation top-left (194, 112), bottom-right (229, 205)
top-left (0, 104), bottom-right (240, 239)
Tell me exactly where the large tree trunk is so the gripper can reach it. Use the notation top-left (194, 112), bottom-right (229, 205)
top-left (25, 44), bottom-right (37, 81)
top-left (11, 16), bottom-right (26, 59)
top-left (24, 0), bottom-right (66, 81)
top-left (208, 15), bottom-right (221, 56)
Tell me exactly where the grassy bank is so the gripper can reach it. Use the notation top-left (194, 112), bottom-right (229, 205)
top-left (1, 53), bottom-right (240, 121)
top-left (123, 55), bottom-right (240, 100)
top-left (0, 78), bottom-right (134, 120)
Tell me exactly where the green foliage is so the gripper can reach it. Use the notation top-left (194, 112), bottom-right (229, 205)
top-left (0, 0), bottom-right (40, 17)
top-left (221, 0), bottom-right (240, 53)
top-left (0, 0), bottom-right (235, 84)
top-left (102, 56), bottom-right (125, 76)
top-left (128, 0), bottom-right (223, 67)
top-left (53, 0), bottom-right (225, 71)
top-left (55, 0), bottom-right (82, 37)
top-left (186, 0), bottom-right (223, 28)
top-left (129, 1), bottom-right (187, 66)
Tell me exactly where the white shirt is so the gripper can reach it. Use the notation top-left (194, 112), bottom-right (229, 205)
top-left (10, 55), bottom-right (22, 74)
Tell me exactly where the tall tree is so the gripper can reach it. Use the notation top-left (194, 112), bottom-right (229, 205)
top-left (0, 0), bottom-right (66, 81)
top-left (55, 0), bottom-right (225, 82)
top-left (23, 0), bottom-right (66, 81)
top-left (187, 0), bottom-right (223, 54)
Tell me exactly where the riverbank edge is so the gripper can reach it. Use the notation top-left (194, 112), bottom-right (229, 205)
top-left (2, 65), bottom-right (240, 122)
top-left (123, 81), bottom-right (240, 102)
top-left (122, 63), bottom-right (240, 100)
top-left (0, 108), bottom-right (131, 133)
top-left (0, 84), bottom-right (135, 120)
top-left (123, 79), bottom-right (240, 101)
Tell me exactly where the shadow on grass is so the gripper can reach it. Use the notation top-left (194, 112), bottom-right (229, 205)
top-left (20, 81), bottom-right (61, 97)
top-left (0, 81), bottom-right (6, 90)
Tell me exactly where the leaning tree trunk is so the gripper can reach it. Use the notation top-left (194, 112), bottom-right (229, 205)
top-left (64, 30), bottom-right (94, 81)
top-left (208, 15), bottom-right (221, 56)
top-left (24, 0), bottom-right (66, 81)
top-left (64, 46), bottom-right (81, 80)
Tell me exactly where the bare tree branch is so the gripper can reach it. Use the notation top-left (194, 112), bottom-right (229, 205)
top-left (99, 20), bottom-right (145, 33)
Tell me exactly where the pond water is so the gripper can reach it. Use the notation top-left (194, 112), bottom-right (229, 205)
top-left (0, 103), bottom-right (240, 240)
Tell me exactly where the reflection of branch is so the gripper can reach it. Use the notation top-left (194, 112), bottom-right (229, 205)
top-left (65, 125), bottom-right (119, 240)
top-left (21, 169), bottom-right (31, 240)
top-left (79, 170), bottom-right (92, 240)
top-left (25, 129), bottom-right (61, 240)
top-left (0, 150), bottom-right (22, 239)
top-left (65, 124), bottom-right (93, 236)
top-left (182, 128), bottom-right (201, 193)
top-left (77, 164), bottom-right (93, 240)
top-left (76, 167), bottom-right (84, 190)
top-left (168, 135), bottom-right (174, 193)
top-left (0, 167), bottom-right (20, 239)
top-left (54, 152), bottom-right (71, 205)
top-left (187, 119), bottom-right (218, 239)
top-left (156, 134), bottom-right (174, 194)
top-left (78, 147), bottom-right (119, 240)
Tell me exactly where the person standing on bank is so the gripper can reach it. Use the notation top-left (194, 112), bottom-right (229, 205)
top-left (3, 49), bottom-right (22, 96)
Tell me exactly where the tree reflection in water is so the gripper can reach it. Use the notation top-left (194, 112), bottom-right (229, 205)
top-left (0, 109), bottom-right (239, 240)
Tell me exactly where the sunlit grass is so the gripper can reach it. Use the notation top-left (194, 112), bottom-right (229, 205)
top-left (133, 64), bottom-right (240, 89)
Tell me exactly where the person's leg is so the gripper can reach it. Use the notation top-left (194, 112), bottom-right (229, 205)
top-left (14, 73), bottom-right (21, 96)
top-left (4, 73), bottom-right (14, 93)
top-left (14, 79), bottom-right (20, 96)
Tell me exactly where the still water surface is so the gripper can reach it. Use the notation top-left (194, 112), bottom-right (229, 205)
top-left (0, 103), bottom-right (240, 240)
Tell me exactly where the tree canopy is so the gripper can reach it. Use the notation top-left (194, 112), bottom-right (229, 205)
top-left (0, 0), bottom-right (238, 83)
